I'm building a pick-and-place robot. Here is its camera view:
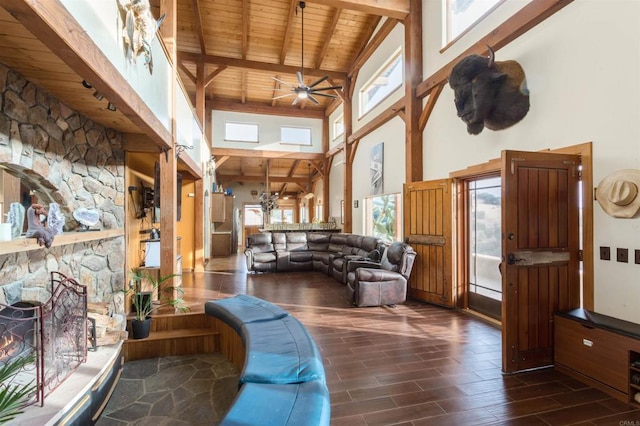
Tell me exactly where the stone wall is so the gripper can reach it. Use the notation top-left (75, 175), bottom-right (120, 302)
top-left (0, 63), bottom-right (126, 312)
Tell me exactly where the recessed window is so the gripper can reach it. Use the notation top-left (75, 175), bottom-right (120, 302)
top-left (225, 122), bottom-right (259, 143)
top-left (443, 0), bottom-right (503, 46)
top-left (360, 48), bottom-right (403, 117)
top-left (280, 126), bottom-right (312, 146)
top-left (333, 114), bottom-right (344, 141)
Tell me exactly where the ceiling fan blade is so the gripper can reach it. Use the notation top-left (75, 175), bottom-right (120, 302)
top-left (292, 95), bottom-right (300, 106)
top-left (308, 75), bottom-right (329, 88)
top-left (273, 93), bottom-right (296, 100)
top-left (309, 92), bottom-right (337, 99)
top-left (296, 71), bottom-right (305, 87)
top-left (307, 94), bottom-right (320, 105)
top-left (310, 85), bottom-right (343, 92)
top-left (272, 76), bottom-right (296, 88)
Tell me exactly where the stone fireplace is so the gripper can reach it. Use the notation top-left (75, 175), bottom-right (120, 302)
top-left (0, 62), bottom-right (127, 410)
top-left (0, 272), bottom-right (87, 406)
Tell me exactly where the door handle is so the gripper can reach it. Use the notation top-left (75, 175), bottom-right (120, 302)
top-left (507, 253), bottom-right (525, 265)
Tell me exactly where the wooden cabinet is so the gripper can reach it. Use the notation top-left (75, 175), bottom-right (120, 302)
top-left (630, 351), bottom-right (640, 404)
top-left (555, 309), bottom-right (640, 403)
top-left (211, 193), bottom-right (227, 222)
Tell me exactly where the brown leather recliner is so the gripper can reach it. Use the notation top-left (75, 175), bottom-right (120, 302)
top-left (346, 242), bottom-right (417, 307)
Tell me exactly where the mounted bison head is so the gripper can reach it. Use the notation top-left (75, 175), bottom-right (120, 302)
top-left (449, 46), bottom-right (530, 135)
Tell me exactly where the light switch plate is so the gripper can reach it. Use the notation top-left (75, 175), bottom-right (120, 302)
top-left (600, 246), bottom-right (610, 261)
top-left (617, 248), bottom-right (629, 263)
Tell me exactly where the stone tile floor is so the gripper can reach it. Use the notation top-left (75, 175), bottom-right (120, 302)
top-left (96, 353), bottom-right (239, 426)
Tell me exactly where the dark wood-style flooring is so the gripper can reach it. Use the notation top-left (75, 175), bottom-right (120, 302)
top-left (175, 254), bottom-right (640, 425)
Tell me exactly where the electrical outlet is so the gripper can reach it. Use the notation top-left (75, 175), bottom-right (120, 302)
top-left (617, 248), bottom-right (629, 263)
top-left (635, 249), bottom-right (640, 265)
top-left (600, 246), bottom-right (610, 261)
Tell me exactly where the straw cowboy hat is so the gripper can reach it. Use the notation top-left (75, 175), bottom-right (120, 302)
top-left (596, 169), bottom-right (640, 218)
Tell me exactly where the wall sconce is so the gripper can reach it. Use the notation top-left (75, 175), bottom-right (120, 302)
top-left (93, 91), bottom-right (104, 101)
top-left (175, 144), bottom-right (193, 158)
top-left (107, 102), bottom-right (116, 111)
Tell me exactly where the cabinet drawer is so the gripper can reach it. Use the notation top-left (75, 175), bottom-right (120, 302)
top-left (555, 316), bottom-right (630, 392)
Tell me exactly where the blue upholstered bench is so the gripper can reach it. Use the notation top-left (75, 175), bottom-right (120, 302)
top-left (204, 294), bottom-right (289, 334)
top-left (205, 295), bottom-right (330, 426)
top-left (241, 315), bottom-right (325, 385)
top-left (220, 381), bottom-right (331, 426)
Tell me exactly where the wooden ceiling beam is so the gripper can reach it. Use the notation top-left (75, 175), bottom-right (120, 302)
top-left (211, 148), bottom-right (324, 161)
top-left (305, 0), bottom-right (409, 19)
top-left (317, 8), bottom-right (342, 69)
top-left (349, 18), bottom-right (399, 78)
top-left (418, 83), bottom-right (443, 132)
top-left (210, 100), bottom-right (325, 118)
top-left (191, 0), bottom-right (206, 54)
top-left (204, 66), bottom-right (227, 87)
top-left (178, 51), bottom-right (347, 80)
top-left (178, 61), bottom-right (196, 84)
top-left (347, 97), bottom-right (404, 144)
top-left (242, 0), bottom-right (249, 59)
top-left (217, 175), bottom-right (311, 184)
top-left (214, 155), bottom-right (230, 168)
top-left (280, 0), bottom-right (298, 64)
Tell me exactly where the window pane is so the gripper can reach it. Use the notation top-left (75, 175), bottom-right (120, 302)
top-left (243, 204), bottom-right (263, 226)
top-left (360, 50), bottom-right (403, 116)
top-left (364, 193), bottom-right (402, 243)
top-left (281, 126), bottom-right (311, 145)
top-left (467, 176), bottom-right (502, 301)
top-left (333, 115), bottom-right (344, 140)
top-left (445, 0), bottom-right (502, 44)
top-left (225, 122), bottom-right (258, 142)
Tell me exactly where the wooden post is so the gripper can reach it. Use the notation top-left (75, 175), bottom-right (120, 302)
top-left (405, 0), bottom-right (423, 184)
top-left (343, 79), bottom-right (353, 233)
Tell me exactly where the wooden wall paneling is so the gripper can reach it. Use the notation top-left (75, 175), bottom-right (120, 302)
top-left (404, 179), bottom-right (452, 307)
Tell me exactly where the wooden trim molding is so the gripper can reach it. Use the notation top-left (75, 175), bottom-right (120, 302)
top-left (0, 229), bottom-right (124, 256)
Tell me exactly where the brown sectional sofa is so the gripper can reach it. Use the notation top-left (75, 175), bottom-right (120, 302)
top-left (244, 231), bottom-right (417, 307)
top-left (244, 232), bottom-right (383, 275)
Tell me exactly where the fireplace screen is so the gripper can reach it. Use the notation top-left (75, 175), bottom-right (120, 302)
top-left (0, 272), bottom-right (87, 406)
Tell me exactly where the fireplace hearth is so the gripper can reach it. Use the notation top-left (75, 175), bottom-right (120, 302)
top-left (0, 272), bottom-right (87, 407)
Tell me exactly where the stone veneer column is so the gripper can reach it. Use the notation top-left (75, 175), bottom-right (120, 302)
top-left (0, 63), bottom-right (126, 314)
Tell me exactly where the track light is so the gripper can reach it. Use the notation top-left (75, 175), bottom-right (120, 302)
top-left (107, 102), bottom-right (116, 111)
top-left (93, 91), bottom-right (104, 101)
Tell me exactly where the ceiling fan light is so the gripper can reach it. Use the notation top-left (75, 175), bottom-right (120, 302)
top-left (298, 91), bottom-right (308, 99)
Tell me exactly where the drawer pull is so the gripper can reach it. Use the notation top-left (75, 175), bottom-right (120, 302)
top-left (580, 323), bottom-right (595, 329)
top-left (582, 338), bottom-right (593, 347)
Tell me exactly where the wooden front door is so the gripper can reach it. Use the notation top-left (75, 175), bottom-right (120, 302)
top-left (501, 150), bottom-right (581, 373)
top-left (404, 179), bottom-right (453, 307)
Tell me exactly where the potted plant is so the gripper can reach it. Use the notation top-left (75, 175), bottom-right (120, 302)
top-left (124, 268), bottom-right (189, 339)
top-left (0, 354), bottom-right (37, 423)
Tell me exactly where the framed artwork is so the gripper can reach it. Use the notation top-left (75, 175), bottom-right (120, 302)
top-left (370, 142), bottom-right (383, 195)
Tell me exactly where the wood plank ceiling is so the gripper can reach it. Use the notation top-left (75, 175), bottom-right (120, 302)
top-left (0, 0), bottom-right (409, 193)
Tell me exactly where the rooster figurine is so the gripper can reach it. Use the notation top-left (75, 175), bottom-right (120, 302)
top-left (118, 0), bottom-right (166, 73)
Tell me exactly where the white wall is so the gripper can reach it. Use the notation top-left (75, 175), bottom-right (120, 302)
top-left (353, 24), bottom-right (405, 132)
top-left (62, 0), bottom-right (172, 132)
top-left (212, 111), bottom-right (323, 153)
top-left (351, 117), bottom-right (405, 234)
top-left (420, 0), bottom-right (640, 322)
top-left (329, 0), bottom-right (640, 323)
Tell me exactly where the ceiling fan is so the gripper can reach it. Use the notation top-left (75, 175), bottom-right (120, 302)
top-left (272, 1), bottom-right (342, 106)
